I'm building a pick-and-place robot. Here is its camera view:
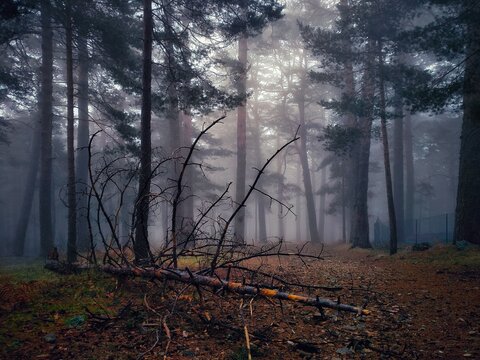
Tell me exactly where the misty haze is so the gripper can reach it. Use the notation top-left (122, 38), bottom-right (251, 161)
top-left (0, 0), bottom-right (479, 359)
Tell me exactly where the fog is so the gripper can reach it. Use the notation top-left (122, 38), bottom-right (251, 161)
top-left (0, 0), bottom-right (473, 259)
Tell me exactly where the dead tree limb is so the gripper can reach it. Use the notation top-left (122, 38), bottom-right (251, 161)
top-left (171, 115), bottom-right (226, 267)
top-left (210, 130), bottom-right (300, 273)
top-left (44, 262), bottom-right (368, 315)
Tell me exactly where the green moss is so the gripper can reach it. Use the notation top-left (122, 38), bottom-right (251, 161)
top-left (404, 245), bottom-right (480, 268)
top-left (1, 337), bottom-right (22, 354)
top-left (0, 259), bottom-right (60, 283)
top-left (0, 261), bottom-right (125, 348)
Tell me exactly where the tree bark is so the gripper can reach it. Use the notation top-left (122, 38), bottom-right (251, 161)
top-left (276, 98), bottom-right (287, 240)
top-left (181, 111), bottom-right (194, 247)
top-left (296, 163), bottom-right (302, 242)
top-left (252, 73), bottom-right (267, 243)
top-left (13, 119), bottom-right (41, 256)
top-left (45, 263), bottom-right (368, 314)
top-left (378, 43), bottom-right (398, 255)
top-left (297, 53), bottom-right (320, 244)
top-left (234, 34), bottom-right (248, 243)
top-left (393, 92), bottom-right (404, 244)
top-left (38, 0), bottom-right (54, 257)
top-left (454, 3), bottom-right (480, 244)
top-left (350, 40), bottom-right (375, 249)
top-left (404, 111), bottom-right (414, 238)
top-left (340, 0), bottom-right (356, 245)
top-left (318, 165), bottom-right (326, 242)
top-left (134, 0), bottom-right (153, 261)
top-left (164, 3), bottom-right (182, 262)
top-left (66, 1), bottom-right (77, 263)
top-left (76, 26), bottom-right (90, 252)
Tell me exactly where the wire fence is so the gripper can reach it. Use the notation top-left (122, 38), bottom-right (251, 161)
top-left (373, 213), bottom-right (454, 247)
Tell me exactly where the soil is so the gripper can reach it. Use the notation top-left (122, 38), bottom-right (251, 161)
top-left (1, 244), bottom-right (479, 359)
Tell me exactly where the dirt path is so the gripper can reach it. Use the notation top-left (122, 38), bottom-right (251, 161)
top-left (1, 245), bottom-right (479, 359)
top-left (320, 245), bottom-right (480, 359)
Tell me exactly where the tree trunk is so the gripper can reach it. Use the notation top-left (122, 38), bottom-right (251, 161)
top-left (134, 0), bottom-right (153, 261)
top-left (234, 34), bottom-right (248, 243)
top-left (276, 147), bottom-right (286, 239)
top-left (404, 111), bottom-right (414, 238)
top-left (296, 163), bottom-right (302, 242)
top-left (350, 40), bottom-right (375, 249)
top-left (340, 0), bottom-right (356, 246)
top-left (393, 92), bottom-right (404, 244)
top-left (76, 27), bottom-right (90, 252)
top-left (14, 119), bottom-right (41, 256)
top-left (181, 111), bottom-right (194, 247)
top-left (379, 43), bottom-right (398, 255)
top-left (66, 2), bottom-right (77, 263)
top-left (252, 74), bottom-right (267, 243)
top-left (341, 165), bottom-right (346, 243)
top-left (297, 54), bottom-right (320, 244)
top-left (255, 162), bottom-right (267, 243)
top-left (318, 166), bottom-right (326, 243)
top-left (454, 4), bottom-right (480, 244)
top-left (276, 99), bottom-right (287, 240)
top-left (164, 4), bottom-right (182, 262)
top-left (45, 263), bottom-right (367, 315)
top-left (38, 0), bottom-right (54, 257)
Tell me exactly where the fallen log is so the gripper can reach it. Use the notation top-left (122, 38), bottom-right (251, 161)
top-left (44, 262), bottom-right (369, 315)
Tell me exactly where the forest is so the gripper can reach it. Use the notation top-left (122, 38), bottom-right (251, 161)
top-left (0, 0), bottom-right (479, 359)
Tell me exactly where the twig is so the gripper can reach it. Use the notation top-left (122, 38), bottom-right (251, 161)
top-left (210, 129), bottom-right (300, 273)
top-left (244, 325), bottom-right (252, 360)
top-left (162, 317), bottom-right (171, 360)
top-left (136, 330), bottom-right (160, 360)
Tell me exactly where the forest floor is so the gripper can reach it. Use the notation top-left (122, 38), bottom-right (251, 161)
top-left (1, 243), bottom-right (480, 359)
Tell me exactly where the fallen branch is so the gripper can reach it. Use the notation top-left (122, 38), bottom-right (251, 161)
top-left (44, 262), bottom-right (369, 315)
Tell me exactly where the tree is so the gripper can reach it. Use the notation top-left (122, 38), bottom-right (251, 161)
top-left (318, 163), bottom-right (327, 241)
top-left (250, 67), bottom-right (267, 243)
top-left (76, 12), bottom-right (90, 252)
top-left (234, 28), bottom-right (248, 243)
top-left (393, 89), bottom-right (404, 243)
top-left (296, 52), bottom-right (321, 243)
top-left (38, 0), bottom-right (54, 257)
top-left (253, 0), bottom-right (330, 244)
top-left (349, 39), bottom-right (375, 249)
top-left (404, 0), bottom-right (480, 244)
top-left (0, 0), bottom-right (36, 144)
top-left (8, 0), bottom-right (42, 255)
top-left (300, 0), bottom-right (374, 248)
top-left (454, 2), bottom-right (480, 244)
top-left (133, 0), bottom-right (153, 262)
top-left (378, 42), bottom-right (398, 255)
top-left (65, 0), bottom-right (77, 263)
top-left (404, 111), bottom-right (415, 237)
top-left (302, 0), bottom-right (427, 249)
top-left (13, 120), bottom-right (40, 256)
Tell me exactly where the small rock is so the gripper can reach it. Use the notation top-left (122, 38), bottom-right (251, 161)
top-left (44, 333), bottom-right (56, 343)
top-left (336, 347), bottom-right (354, 355)
top-left (181, 350), bottom-right (196, 357)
